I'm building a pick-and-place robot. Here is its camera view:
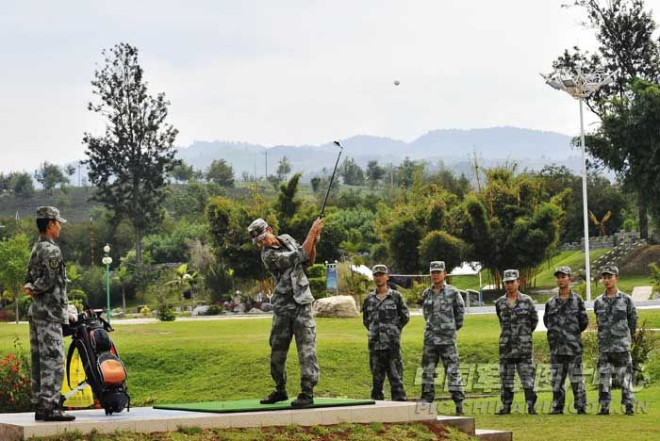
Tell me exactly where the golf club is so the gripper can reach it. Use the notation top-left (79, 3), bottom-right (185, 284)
top-left (319, 140), bottom-right (343, 218)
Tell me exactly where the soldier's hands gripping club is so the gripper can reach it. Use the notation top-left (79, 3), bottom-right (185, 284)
top-left (302, 217), bottom-right (324, 264)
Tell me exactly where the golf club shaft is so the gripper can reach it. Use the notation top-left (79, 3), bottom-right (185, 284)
top-left (320, 144), bottom-right (343, 217)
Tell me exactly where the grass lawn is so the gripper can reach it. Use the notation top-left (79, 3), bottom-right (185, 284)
top-left (1, 310), bottom-right (659, 441)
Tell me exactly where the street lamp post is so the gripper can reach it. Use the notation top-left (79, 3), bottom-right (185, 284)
top-left (541, 69), bottom-right (614, 302)
top-left (102, 244), bottom-right (113, 324)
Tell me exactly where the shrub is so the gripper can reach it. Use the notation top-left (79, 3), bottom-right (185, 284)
top-left (202, 304), bottom-right (225, 316)
top-left (0, 339), bottom-right (32, 412)
top-left (631, 319), bottom-right (659, 388)
top-left (309, 278), bottom-right (327, 299)
top-left (307, 264), bottom-right (326, 278)
top-left (158, 306), bottom-right (176, 322)
top-left (140, 306), bottom-right (151, 317)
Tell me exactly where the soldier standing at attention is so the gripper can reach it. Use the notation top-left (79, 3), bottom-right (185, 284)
top-left (362, 264), bottom-right (410, 401)
top-left (248, 217), bottom-right (324, 407)
top-left (22, 206), bottom-right (75, 422)
top-left (420, 261), bottom-right (466, 415)
top-left (544, 266), bottom-right (589, 414)
top-left (594, 265), bottom-right (637, 416)
top-left (494, 269), bottom-right (539, 415)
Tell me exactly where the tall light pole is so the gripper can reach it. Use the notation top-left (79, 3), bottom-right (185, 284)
top-left (541, 69), bottom-right (614, 302)
top-left (102, 244), bottom-right (113, 324)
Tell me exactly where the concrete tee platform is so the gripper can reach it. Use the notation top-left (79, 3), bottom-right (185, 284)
top-left (0, 401), bottom-right (438, 441)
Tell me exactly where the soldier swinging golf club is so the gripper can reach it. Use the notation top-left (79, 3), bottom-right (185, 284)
top-left (319, 140), bottom-right (343, 218)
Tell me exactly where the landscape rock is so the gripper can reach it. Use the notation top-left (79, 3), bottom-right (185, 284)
top-left (312, 295), bottom-right (359, 318)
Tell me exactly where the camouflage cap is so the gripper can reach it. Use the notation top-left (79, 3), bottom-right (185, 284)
top-left (429, 261), bottom-right (446, 272)
top-left (371, 264), bottom-right (389, 275)
top-left (247, 218), bottom-right (269, 244)
top-left (36, 206), bottom-right (67, 223)
top-left (601, 265), bottom-right (619, 276)
top-left (554, 266), bottom-right (572, 276)
top-left (502, 269), bottom-right (519, 282)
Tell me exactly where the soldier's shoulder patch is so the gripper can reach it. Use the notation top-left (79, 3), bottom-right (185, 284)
top-left (49, 258), bottom-right (60, 269)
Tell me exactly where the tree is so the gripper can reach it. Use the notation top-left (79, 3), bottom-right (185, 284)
top-left (418, 231), bottom-right (465, 274)
top-left (340, 157), bottom-right (365, 186)
top-left (171, 162), bottom-right (195, 183)
top-left (276, 156), bottom-right (292, 182)
top-left (10, 172), bottom-right (34, 198)
top-left (112, 265), bottom-right (130, 310)
top-left (0, 173), bottom-right (10, 194)
top-left (34, 162), bottom-right (68, 195)
top-left (597, 80), bottom-right (660, 222)
top-left (552, 0), bottom-right (660, 238)
top-left (206, 196), bottom-right (270, 280)
top-left (461, 168), bottom-right (561, 288)
top-left (275, 173), bottom-right (302, 231)
top-left (82, 43), bottom-right (179, 265)
top-left (366, 160), bottom-right (385, 188)
top-left (206, 159), bottom-right (235, 188)
top-left (0, 234), bottom-right (31, 323)
top-left (397, 157), bottom-right (419, 189)
top-left (387, 216), bottom-right (424, 274)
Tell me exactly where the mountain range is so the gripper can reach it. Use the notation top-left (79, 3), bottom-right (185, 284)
top-left (176, 126), bottom-right (580, 180)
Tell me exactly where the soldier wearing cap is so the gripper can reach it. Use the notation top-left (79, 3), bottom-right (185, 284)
top-left (593, 265), bottom-right (637, 415)
top-left (544, 266), bottom-right (589, 414)
top-left (419, 261), bottom-right (466, 415)
top-left (362, 264), bottom-right (410, 401)
top-left (22, 207), bottom-right (75, 422)
top-left (494, 269), bottom-right (539, 415)
top-left (248, 216), bottom-right (324, 407)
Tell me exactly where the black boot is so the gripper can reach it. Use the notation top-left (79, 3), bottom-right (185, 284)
top-left (370, 391), bottom-right (385, 400)
top-left (43, 409), bottom-right (75, 422)
top-left (455, 402), bottom-right (464, 415)
top-left (34, 409), bottom-right (45, 421)
top-left (598, 406), bottom-right (610, 415)
top-left (291, 393), bottom-right (314, 407)
top-left (496, 405), bottom-right (511, 415)
top-left (260, 390), bottom-right (289, 404)
top-left (524, 388), bottom-right (537, 415)
top-left (625, 405), bottom-right (634, 416)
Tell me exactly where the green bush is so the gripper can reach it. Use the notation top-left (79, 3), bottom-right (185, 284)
top-left (307, 263), bottom-right (326, 278)
top-left (203, 304), bottom-right (226, 315)
top-left (309, 278), bottom-right (327, 299)
top-left (158, 306), bottom-right (176, 322)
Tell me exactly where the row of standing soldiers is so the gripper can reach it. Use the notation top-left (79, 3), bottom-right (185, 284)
top-left (362, 263), bottom-right (638, 416)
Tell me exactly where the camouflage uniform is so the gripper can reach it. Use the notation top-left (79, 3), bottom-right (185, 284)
top-left (420, 282), bottom-right (465, 404)
top-left (544, 290), bottom-right (589, 411)
top-left (261, 233), bottom-right (320, 398)
top-left (594, 289), bottom-right (637, 411)
top-left (362, 281), bottom-right (410, 401)
top-left (24, 208), bottom-right (69, 414)
top-left (495, 279), bottom-right (538, 410)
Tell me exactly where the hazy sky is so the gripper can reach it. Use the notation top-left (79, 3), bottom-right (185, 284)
top-left (2, 0), bottom-right (659, 174)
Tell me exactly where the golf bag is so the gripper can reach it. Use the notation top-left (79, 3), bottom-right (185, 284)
top-left (65, 308), bottom-right (130, 415)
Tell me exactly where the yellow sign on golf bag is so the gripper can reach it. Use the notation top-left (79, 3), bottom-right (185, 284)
top-left (61, 348), bottom-right (94, 408)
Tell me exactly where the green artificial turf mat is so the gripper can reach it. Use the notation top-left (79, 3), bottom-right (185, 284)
top-left (154, 397), bottom-right (375, 413)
